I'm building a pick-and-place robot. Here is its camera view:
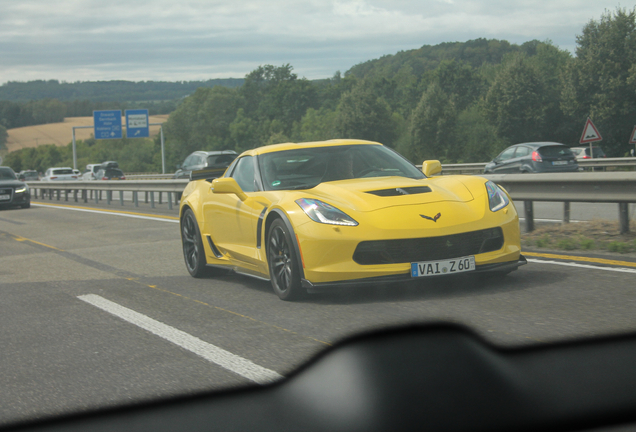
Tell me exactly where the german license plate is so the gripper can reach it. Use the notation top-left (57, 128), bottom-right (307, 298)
top-left (552, 160), bottom-right (567, 165)
top-left (411, 256), bottom-right (475, 277)
top-left (0, 194), bottom-right (10, 201)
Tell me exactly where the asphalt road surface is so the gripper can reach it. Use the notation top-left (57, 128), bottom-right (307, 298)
top-left (1, 201), bottom-right (635, 426)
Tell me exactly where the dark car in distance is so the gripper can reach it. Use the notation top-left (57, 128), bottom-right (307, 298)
top-left (174, 150), bottom-right (238, 179)
top-left (0, 166), bottom-right (31, 209)
top-left (96, 167), bottom-right (126, 180)
top-left (484, 142), bottom-right (578, 174)
top-left (18, 170), bottom-right (40, 181)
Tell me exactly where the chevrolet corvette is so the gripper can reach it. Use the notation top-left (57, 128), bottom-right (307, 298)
top-left (179, 139), bottom-right (525, 300)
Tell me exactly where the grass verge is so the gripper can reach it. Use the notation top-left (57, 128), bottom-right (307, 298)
top-left (522, 220), bottom-right (636, 255)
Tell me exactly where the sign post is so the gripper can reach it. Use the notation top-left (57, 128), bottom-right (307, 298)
top-left (579, 117), bottom-right (602, 159)
top-left (93, 110), bottom-right (123, 140)
top-left (629, 126), bottom-right (636, 157)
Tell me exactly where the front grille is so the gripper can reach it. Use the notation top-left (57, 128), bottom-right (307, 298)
top-left (353, 227), bottom-right (504, 265)
top-left (0, 188), bottom-right (12, 201)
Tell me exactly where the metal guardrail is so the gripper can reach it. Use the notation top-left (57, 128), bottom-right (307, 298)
top-left (29, 180), bottom-right (188, 210)
top-left (482, 172), bottom-right (636, 234)
top-left (125, 174), bottom-right (175, 180)
top-left (441, 157), bottom-right (636, 174)
top-left (29, 171), bottom-right (636, 233)
top-left (124, 158), bottom-right (636, 178)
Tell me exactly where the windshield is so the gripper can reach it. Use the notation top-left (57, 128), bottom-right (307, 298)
top-left (0, 168), bottom-right (17, 180)
top-left (538, 146), bottom-right (574, 157)
top-left (258, 145), bottom-right (425, 191)
top-left (52, 169), bottom-right (74, 175)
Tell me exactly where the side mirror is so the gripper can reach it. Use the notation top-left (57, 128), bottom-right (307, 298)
top-left (211, 177), bottom-right (248, 201)
top-left (421, 160), bottom-right (442, 177)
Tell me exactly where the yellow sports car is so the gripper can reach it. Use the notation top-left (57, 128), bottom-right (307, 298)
top-left (179, 139), bottom-right (525, 300)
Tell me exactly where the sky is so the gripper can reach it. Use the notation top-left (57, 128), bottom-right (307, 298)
top-left (0, 0), bottom-right (631, 84)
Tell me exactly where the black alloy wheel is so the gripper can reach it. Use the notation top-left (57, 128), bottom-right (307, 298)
top-left (181, 209), bottom-right (209, 278)
top-left (267, 219), bottom-right (303, 300)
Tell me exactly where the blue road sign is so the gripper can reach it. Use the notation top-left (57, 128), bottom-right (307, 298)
top-left (93, 110), bottom-right (122, 140)
top-left (125, 109), bottom-right (150, 138)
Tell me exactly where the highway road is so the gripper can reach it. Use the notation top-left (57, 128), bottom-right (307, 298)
top-left (1, 201), bottom-right (635, 425)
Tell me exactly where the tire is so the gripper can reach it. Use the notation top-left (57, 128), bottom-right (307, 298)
top-left (267, 219), bottom-right (304, 301)
top-left (181, 209), bottom-right (210, 278)
top-left (21, 201), bottom-right (30, 209)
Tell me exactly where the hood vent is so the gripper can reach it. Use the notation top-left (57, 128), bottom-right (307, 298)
top-left (366, 186), bottom-right (432, 197)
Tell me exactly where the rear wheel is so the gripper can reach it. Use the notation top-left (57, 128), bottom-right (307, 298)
top-left (267, 219), bottom-right (304, 301)
top-left (181, 209), bottom-right (210, 278)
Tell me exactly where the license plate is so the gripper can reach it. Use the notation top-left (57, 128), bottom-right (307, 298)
top-left (411, 256), bottom-right (475, 277)
top-left (552, 160), bottom-right (567, 165)
top-left (0, 194), bottom-right (10, 201)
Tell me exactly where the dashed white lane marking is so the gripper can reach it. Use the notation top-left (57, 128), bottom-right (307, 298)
top-left (527, 259), bottom-right (636, 274)
top-left (78, 294), bottom-right (282, 384)
top-left (32, 203), bottom-right (179, 223)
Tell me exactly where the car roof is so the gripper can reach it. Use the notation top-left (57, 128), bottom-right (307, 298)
top-left (190, 150), bottom-right (238, 156)
top-left (510, 142), bottom-right (567, 148)
top-left (239, 139), bottom-right (383, 157)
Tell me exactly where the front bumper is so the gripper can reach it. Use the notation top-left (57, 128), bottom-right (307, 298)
top-left (302, 255), bottom-right (527, 292)
top-left (0, 190), bottom-right (30, 208)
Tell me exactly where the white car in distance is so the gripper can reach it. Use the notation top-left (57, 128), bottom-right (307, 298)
top-left (42, 167), bottom-right (79, 181)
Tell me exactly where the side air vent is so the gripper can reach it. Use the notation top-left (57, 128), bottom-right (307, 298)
top-left (366, 186), bottom-right (432, 197)
top-left (206, 236), bottom-right (224, 258)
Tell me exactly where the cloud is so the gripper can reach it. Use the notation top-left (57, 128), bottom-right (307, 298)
top-left (0, 0), bottom-right (627, 84)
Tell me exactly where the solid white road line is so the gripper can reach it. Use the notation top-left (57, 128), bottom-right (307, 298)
top-left (527, 258), bottom-right (636, 274)
top-left (32, 204), bottom-right (179, 223)
top-left (78, 294), bottom-right (282, 384)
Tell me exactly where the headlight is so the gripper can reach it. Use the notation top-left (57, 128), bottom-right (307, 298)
top-left (485, 181), bottom-right (509, 212)
top-left (15, 187), bottom-right (27, 193)
top-left (295, 198), bottom-right (358, 226)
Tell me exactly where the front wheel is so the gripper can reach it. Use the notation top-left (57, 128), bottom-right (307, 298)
top-left (267, 219), bottom-right (304, 301)
top-left (181, 209), bottom-right (210, 278)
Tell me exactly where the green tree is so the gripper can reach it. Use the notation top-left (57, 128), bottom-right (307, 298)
top-left (408, 82), bottom-right (458, 163)
top-left (483, 53), bottom-right (547, 145)
top-left (229, 108), bottom-right (261, 152)
top-left (293, 108), bottom-right (338, 142)
top-left (334, 82), bottom-right (397, 144)
top-left (240, 64), bottom-right (318, 136)
top-left (163, 86), bottom-right (243, 167)
top-left (455, 104), bottom-right (505, 162)
top-left (561, 7), bottom-right (636, 155)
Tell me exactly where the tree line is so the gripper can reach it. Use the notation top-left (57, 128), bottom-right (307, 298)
top-left (0, 78), bottom-right (244, 103)
top-left (4, 7), bottom-right (636, 173)
top-left (162, 8), bottom-right (636, 170)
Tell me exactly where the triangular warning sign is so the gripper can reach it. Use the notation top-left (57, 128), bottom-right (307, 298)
top-left (629, 126), bottom-right (636, 144)
top-left (579, 118), bottom-right (602, 144)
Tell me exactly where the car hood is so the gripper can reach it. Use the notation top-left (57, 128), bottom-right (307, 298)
top-left (0, 180), bottom-right (26, 188)
top-left (304, 176), bottom-right (477, 213)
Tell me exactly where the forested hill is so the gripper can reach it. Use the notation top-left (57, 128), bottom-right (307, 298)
top-left (0, 78), bottom-right (244, 102)
top-left (346, 38), bottom-right (538, 79)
